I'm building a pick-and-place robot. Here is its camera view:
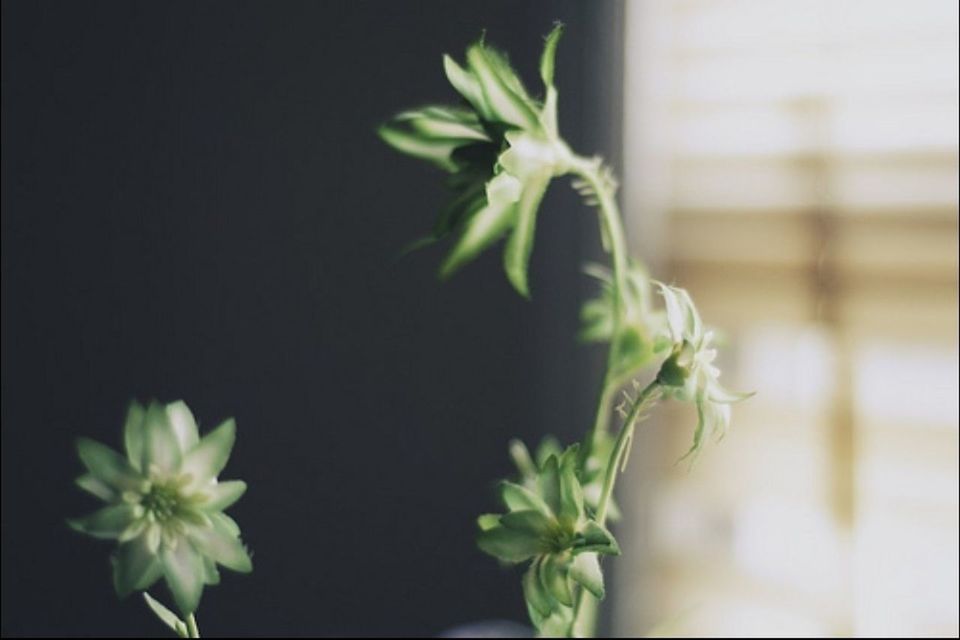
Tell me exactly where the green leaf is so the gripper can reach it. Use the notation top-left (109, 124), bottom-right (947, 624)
top-left (557, 446), bottom-right (584, 527)
top-left (539, 23), bottom-right (564, 91)
top-left (537, 455), bottom-right (563, 517)
top-left (539, 553), bottom-right (574, 607)
top-left (397, 108), bottom-right (490, 142)
top-left (181, 418), bottom-right (236, 488)
top-left (570, 552), bottom-right (604, 599)
top-left (114, 535), bottom-right (163, 597)
top-left (75, 473), bottom-right (117, 502)
top-left (198, 480), bottom-right (247, 512)
top-left (210, 512), bottom-right (241, 538)
top-left (439, 197), bottom-right (516, 279)
top-left (477, 524), bottom-right (542, 563)
top-left (76, 438), bottom-right (140, 491)
top-left (377, 124), bottom-right (459, 171)
top-left (166, 401), bottom-right (200, 455)
top-left (202, 556), bottom-right (221, 586)
top-left (443, 54), bottom-right (490, 119)
top-left (499, 481), bottom-right (553, 518)
top-left (123, 401), bottom-right (146, 471)
top-left (142, 402), bottom-right (181, 475)
top-left (477, 513), bottom-right (501, 532)
top-left (574, 521), bottom-right (620, 556)
top-left (466, 43), bottom-right (539, 130)
top-left (185, 521), bottom-right (252, 573)
top-left (161, 540), bottom-right (205, 616)
top-left (508, 439), bottom-right (538, 479)
top-left (503, 171), bottom-right (550, 297)
top-left (68, 504), bottom-right (141, 540)
top-left (500, 509), bottom-right (553, 538)
top-left (523, 558), bottom-right (555, 620)
top-left (143, 592), bottom-right (188, 638)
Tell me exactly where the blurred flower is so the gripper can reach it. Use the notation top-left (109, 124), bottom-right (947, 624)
top-left (477, 444), bottom-right (619, 635)
top-left (379, 24), bottom-right (571, 296)
top-left (69, 400), bottom-right (251, 616)
top-left (655, 283), bottom-right (754, 460)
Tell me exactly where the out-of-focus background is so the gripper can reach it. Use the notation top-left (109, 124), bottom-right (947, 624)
top-left (2, 1), bottom-right (956, 637)
top-left (615, 1), bottom-right (958, 637)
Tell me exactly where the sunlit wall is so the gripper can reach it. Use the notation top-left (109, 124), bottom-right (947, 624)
top-left (615, 1), bottom-right (958, 636)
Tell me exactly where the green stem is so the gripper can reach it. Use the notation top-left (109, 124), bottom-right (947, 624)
top-left (569, 380), bottom-right (663, 637)
top-left (186, 613), bottom-right (200, 639)
top-left (570, 157), bottom-right (631, 461)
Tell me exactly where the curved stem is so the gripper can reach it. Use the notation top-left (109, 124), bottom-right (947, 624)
top-left (569, 380), bottom-right (662, 637)
top-left (186, 613), bottom-right (200, 639)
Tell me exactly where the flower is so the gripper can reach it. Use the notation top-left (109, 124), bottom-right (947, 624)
top-left (379, 24), bottom-right (571, 297)
top-left (580, 260), bottom-right (672, 380)
top-left (654, 283), bottom-right (753, 461)
top-left (477, 444), bottom-right (619, 635)
top-left (68, 400), bottom-right (252, 617)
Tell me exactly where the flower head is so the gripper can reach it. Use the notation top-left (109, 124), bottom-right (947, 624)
top-left (654, 283), bottom-right (753, 461)
top-left (477, 444), bottom-right (619, 635)
top-left (379, 24), bottom-right (571, 296)
top-left (69, 400), bottom-right (251, 617)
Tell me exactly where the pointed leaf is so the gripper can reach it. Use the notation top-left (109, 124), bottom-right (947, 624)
top-left (443, 54), bottom-right (490, 118)
top-left (181, 418), bottom-right (236, 488)
top-left (539, 553), bottom-right (574, 607)
top-left (123, 401), bottom-right (146, 471)
top-left (523, 558), bottom-right (555, 619)
top-left (537, 455), bottom-right (562, 517)
top-left (186, 522), bottom-right (252, 573)
top-left (166, 401), bottom-right (200, 455)
top-left (68, 504), bottom-right (141, 540)
top-left (161, 540), bottom-right (205, 616)
top-left (114, 535), bottom-right (163, 597)
top-left (477, 513), bottom-right (501, 532)
top-left (439, 198), bottom-right (516, 279)
top-left (75, 473), bottom-right (117, 502)
top-left (570, 552), bottom-right (605, 599)
top-left (539, 23), bottom-right (564, 90)
top-left (142, 402), bottom-right (181, 474)
top-left (378, 124), bottom-right (461, 171)
top-left (197, 480), bottom-right (247, 512)
top-left (466, 44), bottom-right (539, 130)
top-left (557, 446), bottom-right (584, 526)
top-left (143, 592), bottom-right (188, 638)
top-left (76, 438), bottom-right (141, 491)
top-left (575, 521), bottom-right (620, 556)
top-left (503, 171), bottom-right (550, 297)
top-left (477, 524), bottom-right (542, 563)
top-left (499, 481), bottom-right (553, 518)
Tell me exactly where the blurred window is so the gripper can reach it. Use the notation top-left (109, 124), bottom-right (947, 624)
top-left (617, 1), bottom-right (958, 636)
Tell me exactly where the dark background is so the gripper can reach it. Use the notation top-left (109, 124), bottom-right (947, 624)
top-left (2, 1), bottom-right (623, 636)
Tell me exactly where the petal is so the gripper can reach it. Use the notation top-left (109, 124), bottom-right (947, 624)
top-left (143, 593), bottom-right (187, 637)
top-left (185, 522), bottom-right (252, 573)
top-left (123, 401), bottom-right (146, 471)
top-left (557, 446), bottom-right (584, 527)
top-left (439, 197), bottom-right (516, 279)
top-left (708, 383), bottom-right (755, 405)
top-left (76, 438), bottom-right (141, 491)
top-left (113, 534), bottom-right (163, 597)
top-left (75, 473), bottom-right (117, 502)
top-left (210, 512), bottom-right (241, 538)
top-left (202, 556), bottom-right (221, 585)
top-left (68, 504), bottom-right (141, 540)
top-left (377, 124), bottom-right (460, 172)
top-left (161, 540), bottom-right (205, 616)
top-left (180, 419), bottom-right (236, 487)
top-left (539, 23), bottom-right (564, 89)
top-left (196, 480), bottom-right (247, 512)
top-left (142, 402), bottom-right (182, 475)
top-left (574, 521), bottom-right (620, 556)
top-left (477, 514), bottom-right (501, 532)
top-left (523, 558), bottom-right (555, 621)
top-left (165, 401), bottom-right (200, 455)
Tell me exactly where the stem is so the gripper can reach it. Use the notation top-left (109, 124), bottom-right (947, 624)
top-left (186, 613), bottom-right (200, 639)
top-left (569, 380), bottom-right (663, 637)
top-left (570, 157), bottom-right (631, 460)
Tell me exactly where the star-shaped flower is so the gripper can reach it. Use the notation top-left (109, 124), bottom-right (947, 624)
top-left (69, 400), bottom-right (252, 617)
top-left (379, 24), bottom-right (572, 296)
top-left (654, 284), bottom-right (753, 461)
top-left (477, 444), bottom-right (619, 635)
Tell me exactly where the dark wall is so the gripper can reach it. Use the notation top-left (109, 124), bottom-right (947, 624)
top-left (1, 2), bottom-right (622, 636)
